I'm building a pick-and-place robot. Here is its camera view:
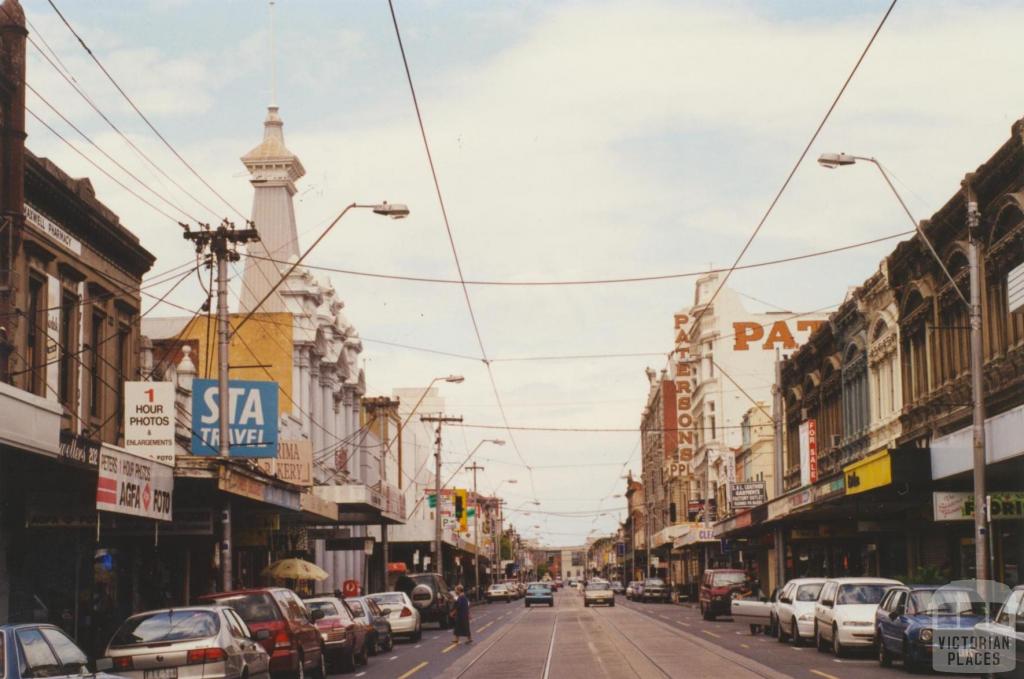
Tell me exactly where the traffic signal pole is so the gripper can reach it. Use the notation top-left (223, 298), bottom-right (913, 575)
top-left (421, 413), bottom-right (462, 580)
top-left (183, 220), bottom-right (260, 591)
top-left (467, 462), bottom-right (484, 598)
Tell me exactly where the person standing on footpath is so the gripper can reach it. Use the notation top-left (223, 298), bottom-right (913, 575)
top-left (452, 584), bottom-right (472, 644)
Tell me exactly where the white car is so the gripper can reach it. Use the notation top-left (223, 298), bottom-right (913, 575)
top-left (774, 578), bottom-right (825, 644)
top-left (366, 591), bottom-right (422, 641)
top-left (814, 577), bottom-right (901, 656)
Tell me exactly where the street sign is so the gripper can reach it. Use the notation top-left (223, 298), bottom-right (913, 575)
top-left (124, 382), bottom-right (176, 463)
top-left (96, 444), bottom-right (173, 521)
top-left (191, 379), bottom-right (278, 457)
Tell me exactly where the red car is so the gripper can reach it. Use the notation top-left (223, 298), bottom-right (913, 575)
top-left (303, 595), bottom-right (369, 672)
top-left (200, 588), bottom-right (326, 679)
top-left (699, 569), bottom-right (748, 621)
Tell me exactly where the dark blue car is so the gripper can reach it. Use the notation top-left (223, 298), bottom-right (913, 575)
top-left (875, 585), bottom-right (987, 672)
top-left (524, 582), bottom-right (554, 607)
top-left (1, 623), bottom-right (125, 679)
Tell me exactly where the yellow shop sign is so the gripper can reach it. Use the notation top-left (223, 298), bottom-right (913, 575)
top-left (844, 450), bottom-right (892, 495)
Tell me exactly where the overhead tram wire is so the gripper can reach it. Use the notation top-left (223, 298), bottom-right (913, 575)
top-left (676, 0), bottom-right (898, 354)
top-left (242, 228), bottom-right (912, 287)
top-left (46, 0), bottom-right (247, 221)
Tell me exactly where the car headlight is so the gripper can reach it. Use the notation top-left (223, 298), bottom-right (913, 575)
top-left (798, 613), bottom-right (814, 622)
top-left (919, 628), bottom-right (933, 643)
top-left (320, 632), bottom-right (329, 640)
top-left (842, 620), bottom-right (872, 627)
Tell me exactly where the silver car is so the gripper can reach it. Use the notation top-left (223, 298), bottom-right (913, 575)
top-left (105, 606), bottom-right (270, 679)
top-left (366, 591), bottom-right (422, 641)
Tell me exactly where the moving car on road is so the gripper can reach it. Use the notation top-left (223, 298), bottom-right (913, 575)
top-left (610, 581), bottom-right (625, 595)
top-left (774, 578), bottom-right (825, 645)
top-left (395, 573), bottom-right (454, 629)
top-left (640, 577), bottom-right (670, 603)
top-left (813, 577), bottom-right (901, 656)
top-left (344, 598), bottom-right (393, 657)
top-left (366, 591), bottom-right (422, 642)
top-left (584, 581), bottom-right (615, 607)
top-left (486, 584), bottom-right (515, 604)
top-left (524, 582), bottom-right (554, 607)
top-left (303, 595), bottom-right (369, 671)
top-left (3, 623), bottom-right (122, 679)
top-left (730, 587), bottom-right (779, 634)
top-left (875, 585), bottom-right (987, 672)
top-left (105, 606), bottom-right (271, 679)
top-left (625, 581), bottom-right (641, 601)
top-left (699, 569), bottom-right (747, 620)
top-left (200, 588), bottom-right (326, 679)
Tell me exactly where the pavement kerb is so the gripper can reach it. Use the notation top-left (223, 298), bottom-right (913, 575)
top-left (616, 603), bottom-right (794, 679)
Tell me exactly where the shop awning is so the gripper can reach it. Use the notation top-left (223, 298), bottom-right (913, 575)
top-left (671, 523), bottom-right (719, 550)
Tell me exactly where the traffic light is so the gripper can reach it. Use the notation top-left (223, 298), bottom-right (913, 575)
top-left (454, 489), bottom-right (468, 532)
top-left (428, 493), bottom-right (437, 508)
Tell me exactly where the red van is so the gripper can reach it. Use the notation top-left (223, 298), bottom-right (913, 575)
top-left (200, 587), bottom-right (325, 678)
top-left (699, 569), bottom-right (748, 621)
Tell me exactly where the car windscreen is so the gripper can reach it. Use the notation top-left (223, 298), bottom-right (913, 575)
top-left (587, 582), bottom-right (611, 591)
top-left (836, 584), bottom-right (890, 605)
top-left (711, 573), bottom-right (746, 587)
top-left (644, 579), bottom-right (665, 586)
top-left (910, 590), bottom-right (978, 615)
top-left (796, 584), bottom-right (824, 601)
top-left (212, 593), bottom-right (282, 622)
top-left (307, 601), bottom-right (338, 617)
top-left (110, 610), bottom-right (220, 646)
top-left (369, 593), bottom-right (406, 607)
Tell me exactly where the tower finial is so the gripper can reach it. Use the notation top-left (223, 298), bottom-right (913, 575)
top-left (269, 0), bottom-right (277, 107)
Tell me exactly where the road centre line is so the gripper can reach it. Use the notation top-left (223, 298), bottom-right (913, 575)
top-left (542, 612), bottom-right (558, 679)
top-left (810, 670), bottom-right (841, 679)
top-left (702, 630), bottom-right (721, 638)
top-left (442, 642), bottom-right (459, 654)
top-left (397, 661), bottom-right (428, 679)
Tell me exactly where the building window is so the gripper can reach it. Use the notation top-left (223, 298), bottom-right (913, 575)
top-left (116, 322), bottom-right (131, 439)
top-left (26, 275), bottom-right (46, 396)
top-left (709, 415), bottom-right (716, 439)
top-left (59, 290), bottom-right (78, 406)
top-left (90, 311), bottom-right (104, 417)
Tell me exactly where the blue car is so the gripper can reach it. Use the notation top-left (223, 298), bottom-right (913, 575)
top-left (875, 585), bottom-right (987, 672)
top-left (524, 582), bottom-right (554, 607)
top-left (1, 623), bottom-right (125, 679)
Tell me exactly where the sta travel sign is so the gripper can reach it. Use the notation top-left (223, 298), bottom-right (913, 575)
top-left (191, 379), bottom-right (278, 457)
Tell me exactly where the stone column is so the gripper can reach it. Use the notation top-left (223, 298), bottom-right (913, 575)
top-left (321, 371), bottom-right (333, 477)
top-left (298, 348), bottom-right (311, 437)
top-left (292, 349), bottom-right (303, 420)
top-left (310, 356), bottom-right (322, 458)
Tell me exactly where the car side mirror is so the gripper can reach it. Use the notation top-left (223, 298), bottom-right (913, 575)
top-left (310, 609), bottom-right (325, 621)
top-left (95, 658), bottom-right (114, 673)
top-left (254, 629), bottom-right (272, 641)
top-left (780, 597), bottom-right (791, 604)
top-left (380, 608), bottom-right (392, 616)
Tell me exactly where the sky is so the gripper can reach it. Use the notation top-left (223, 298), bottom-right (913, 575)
top-left (20, 0), bottom-right (1024, 546)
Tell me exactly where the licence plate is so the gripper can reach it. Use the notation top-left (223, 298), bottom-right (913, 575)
top-left (144, 669), bottom-right (178, 679)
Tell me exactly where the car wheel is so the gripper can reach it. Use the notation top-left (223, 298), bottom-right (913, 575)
top-left (903, 639), bottom-right (921, 673)
top-left (549, 602), bottom-right (554, 607)
top-left (776, 618), bottom-right (788, 643)
top-left (356, 640), bottom-right (369, 667)
top-left (313, 647), bottom-right (326, 679)
top-left (790, 620), bottom-right (799, 646)
top-left (340, 647), bottom-right (356, 673)
top-left (610, 601), bottom-right (615, 607)
top-left (384, 633), bottom-right (394, 653)
top-left (412, 624), bottom-right (422, 642)
top-left (368, 633), bottom-right (379, 656)
top-left (815, 623), bottom-right (828, 653)
top-left (526, 602), bottom-right (530, 607)
top-left (877, 631), bottom-right (892, 667)
top-left (832, 625), bottom-right (844, 657)
top-left (295, 651), bottom-right (305, 679)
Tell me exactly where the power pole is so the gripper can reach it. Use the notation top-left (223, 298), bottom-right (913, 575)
top-left (421, 413), bottom-right (462, 580)
top-left (772, 349), bottom-right (786, 591)
top-left (183, 219), bottom-right (260, 591)
top-left (467, 462), bottom-right (484, 599)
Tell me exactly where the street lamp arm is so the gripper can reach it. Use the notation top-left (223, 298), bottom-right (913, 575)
top-left (865, 158), bottom-right (969, 307)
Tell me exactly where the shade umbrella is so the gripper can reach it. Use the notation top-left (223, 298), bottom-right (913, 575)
top-left (262, 558), bottom-right (328, 582)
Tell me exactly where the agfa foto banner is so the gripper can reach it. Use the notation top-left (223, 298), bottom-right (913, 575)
top-left (191, 379), bottom-right (278, 457)
top-left (97, 445), bottom-right (173, 521)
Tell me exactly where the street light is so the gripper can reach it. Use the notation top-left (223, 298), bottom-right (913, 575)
top-left (491, 480), bottom-right (516, 582)
top-left (819, 152), bottom-right (988, 581)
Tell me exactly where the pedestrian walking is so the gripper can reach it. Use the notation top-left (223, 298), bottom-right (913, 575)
top-left (451, 584), bottom-right (472, 644)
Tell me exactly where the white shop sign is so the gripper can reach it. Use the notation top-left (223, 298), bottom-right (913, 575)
top-left (25, 204), bottom-right (82, 255)
top-left (124, 382), bottom-right (176, 464)
top-left (96, 444), bottom-right (173, 521)
top-left (931, 403), bottom-right (1024, 480)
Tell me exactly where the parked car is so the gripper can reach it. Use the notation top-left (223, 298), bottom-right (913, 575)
top-left (344, 598), bottom-right (393, 656)
top-left (105, 606), bottom-right (271, 679)
top-left (2, 623), bottom-right (122, 679)
top-left (525, 582), bottom-right (554, 608)
top-left (584, 581), bottom-right (615, 607)
top-left (876, 585), bottom-right (988, 672)
top-left (554, 579), bottom-right (564, 590)
top-left (699, 569), bottom-right (748, 620)
top-left (394, 573), bottom-right (454, 629)
top-left (199, 587), bottom-right (325, 679)
top-left (610, 581), bottom-right (625, 595)
top-left (567, 579), bottom-right (578, 589)
top-left (640, 577), bottom-right (669, 603)
top-left (303, 595), bottom-right (369, 672)
top-left (730, 587), bottom-right (779, 634)
top-left (366, 591), bottom-right (422, 642)
top-left (813, 577), bottom-right (901, 656)
top-left (486, 584), bottom-right (514, 604)
top-left (625, 581), bottom-right (641, 601)
top-left (774, 578), bottom-right (826, 645)
top-left (976, 585), bottom-right (1024, 677)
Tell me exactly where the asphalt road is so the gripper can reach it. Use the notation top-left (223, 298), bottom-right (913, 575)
top-left (331, 587), bottom-right (926, 678)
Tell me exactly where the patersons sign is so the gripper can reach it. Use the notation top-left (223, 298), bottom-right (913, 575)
top-left (673, 312), bottom-right (695, 478)
top-left (732, 319), bottom-right (825, 351)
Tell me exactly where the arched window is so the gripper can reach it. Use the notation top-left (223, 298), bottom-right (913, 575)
top-left (900, 290), bottom-right (932, 405)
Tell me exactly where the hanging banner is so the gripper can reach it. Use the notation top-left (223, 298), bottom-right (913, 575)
top-left (191, 378), bottom-right (278, 457)
top-left (45, 274), bottom-right (60, 402)
top-left (124, 382), bottom-right (176, 464)
top-left (799, 419), bottom-right (818, 487)
top-left (673, 312), bottom-right (695, 478)
top-left (96, 444), bottom-right (173, 521)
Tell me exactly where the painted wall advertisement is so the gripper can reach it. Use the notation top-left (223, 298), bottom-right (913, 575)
top-left (124, 382), bottom-right (176, 464)
top-left (258, 439), bottom-right (313, 486)
top-left (191, 379), bottom-right (278, 457)
top-left (799, 419), bottom-right (818, 487)
top-left (96, 444), bottom-right (173, 521)
top-left (673, 312), bottom-right (694, 478)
